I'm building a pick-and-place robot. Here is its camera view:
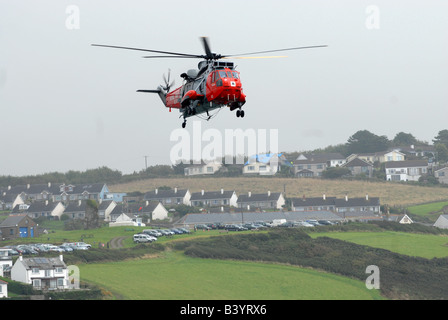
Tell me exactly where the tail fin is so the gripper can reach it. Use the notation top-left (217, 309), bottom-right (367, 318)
top-left (137, 85), bottom-right (166, 106)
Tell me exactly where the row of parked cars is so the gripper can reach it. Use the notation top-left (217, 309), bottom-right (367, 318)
top-left (1, 242), bottom-right (91, 256)
top-left (195, 219), bottom-right (339, 231)
top-left (133, 227), bottom-right (191, 243)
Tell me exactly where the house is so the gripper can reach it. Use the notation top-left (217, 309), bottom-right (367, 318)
top-left (236, 191), bottom-right (285, 210)
top-left (109, 201), bottom-right (168, 224)
top-left (243, 153), bottom-right (289, 176)
top-left (109, 212), bottom-right (145, 227)
top-left (334, 195), bottom-right (381, 219)
top-left (293, 158), bottom-right (327, 177)
top-left (0, 214), bottom-right (38, 240)
top-left (184, 161), bottom-right (222, 176)
top-left (348, 150), bottom-right (405, 164)
top-left (63, 200), bottom-right (87, 219)
top-left (395, 145), bottom-right (436, 159)
top-left (53, 183), bottom-right (110, 202)
top-left (190, 189), bottom-right (238, 207)
top-left (433, 214), bottom-right (448, 229)
top-left (98, 200), bottom-right (117, 221)
top-left (387, 214), bottom-right (413, 224)
top-left (0, 279), bottom-right (7, 298)
top-left (0, 248), bottom-right (13, 277)
top-left (14, 200), bottom-right (65, 220)
top-left (342, 158), bottom-right (374, 178)
top-left (291, 195), bottom-right (337, 212)
top-left (0, 191), bottom-right (25, 210)
top-left (385, 160), bottom-right (428, 181)
top-left (11, 255), bottom-right (70, 290)
top-left (434, 167), bottom-right (448, 185)
top-left (144, 188), bottom-right (191, 206)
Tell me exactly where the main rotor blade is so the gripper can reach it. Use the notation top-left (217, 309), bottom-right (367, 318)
top-left (224, 55), bottom-right (288, 59)
top-left (91, 44), bottom-right (202, 58)
top-left (223, 45), bottom-right (327, 58)
top-left (142, 55), bottom-right (202, 59)
top-left (201, 37), bottom-right (213, 59)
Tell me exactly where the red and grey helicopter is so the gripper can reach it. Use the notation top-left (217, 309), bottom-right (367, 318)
top-left (92, 37), bottom-right (326, 128)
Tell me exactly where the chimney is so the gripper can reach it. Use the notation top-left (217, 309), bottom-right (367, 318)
top-left (345, 194), bottom-right (348, 202)
top-left (7, 185), bottom-right (11, 190)
top-left (220, 206), bottom-right (224, 212)
top-left (201, 190), bottom-right (204, 196)
top-left (48, 182), bottom-right (51, 188)
top-left (59, 254), bottom-right (64, 262)
top-left (302, 194), bottom-right (306, 201)
top-left (174, 187), bottom-right (178, 193)
top-left (247, 205), bottom-right (250, 211)
top-left (366, 194), bottom-right (369, 201)
top-left (146, 200), bottom-right (149, 206)
top-left (221, 188), bottom-right (224, 194)
top-left (155, 189), bottom-right (158, 195)
top-left (78, 199), bottom-right (82, 206)
top-left (27, 184), bottom-right (30, 189)
top-left (323, 194), bottom-right (326, 200)
top-left (267, 191), bottom-right (271, 197)
top-left (45, 200), bottom-right (49, 206)
top-left (248, 191), bottom-right (251, 198)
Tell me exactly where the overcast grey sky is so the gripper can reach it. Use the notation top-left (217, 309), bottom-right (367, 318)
top-left (0, 0), bottom-right (447, 176)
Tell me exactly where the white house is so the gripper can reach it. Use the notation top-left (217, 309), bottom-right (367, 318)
top-left (0, 248), bottom-right (13, 277)
top-left (385, 160), bottom-right (428, 181)
top-left (184, 161), bottom-right (222, 176)
top-left (190, 189), bottom-right (238, 207)
top-left (237, 191), bottom-right (285, 210)
top-left (434, 215), bottom-right (448, 229)
top-left (0, 279), bottom-right (7, 298)
top-left (109, 213), bottom-right (146, 227)
top-left (11, 255), bottom-right (70, 290)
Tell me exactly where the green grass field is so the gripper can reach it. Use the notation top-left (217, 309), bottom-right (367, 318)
top-left (78, 250), bottom-right (384, 300)
top-left (310, 231), bottom-right (448, 259)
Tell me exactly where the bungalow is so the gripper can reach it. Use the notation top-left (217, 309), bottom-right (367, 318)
top-left (63, 200), bottom-right (87, 220)
top-left (11, 255), bottom-right (70, 290)
top-left (291, 195), bottom-right (336, 212)
top-left (0, 279), bottom-right (7, 298)
top-left (109, 212), bottom-right (145, 227)
top-left (144, 188), bottom-right (191, 206)
top-left (14, 200), bottom-right (65, 220)
top-left (190, 189), bottom-right (238, 207)
top-left (385, 160), bottom-right (428, 181)
top-left (334, 195), bottom-right (381, 219)
top-left (0, 214), bottom-right (38, 240)
top-left (0, 191), bottom-right (25, 211)
top-left (236, 191), bottom-right (285, 210)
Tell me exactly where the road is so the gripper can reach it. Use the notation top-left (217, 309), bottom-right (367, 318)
top-left (109, 236), bottom-right (126, 249)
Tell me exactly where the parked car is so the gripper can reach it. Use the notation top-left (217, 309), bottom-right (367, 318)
top-left (143, 229), bottom-right (162, 237)
top-left (59, 245), bottom-right (74, 252)
top-left (225, 224), bottom-right (246, 231)
top-left (306, 220), bottom-right (321, 226)
top-left (195, 224), bottom-right (211, 230)
top-left (318, 220), bottom-right (334, 225)
top-left (170, 228), bottom-right (183, 234)
top-left (133, 234), bottom-right (156, 243)
top-left (294, 221), bottom-right (314, 227)
top-left (74, 242), bottom-right (91, 248)
top-left (178, 228), bottom-right (190, 234)
top-left (242, 223), bottom-right (259, 230)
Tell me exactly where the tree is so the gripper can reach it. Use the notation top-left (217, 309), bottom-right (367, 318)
top-left (392, 132), bottom-right (417, 146)
top-left (433, 130), bottom-right (448, 148)
top-left (346, 130), bottom-right (390, 155)
top-left (322, 167), bottom-right (351, 179)
top-left (435, 143), bottom-right (448, 163)
top-left (84, 199), bottom-right (100, 229)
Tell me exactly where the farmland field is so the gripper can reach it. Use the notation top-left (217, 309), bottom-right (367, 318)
top-left (109, 176), bottom-right (448, 207)
top-left (310, 231), bottom-right (448, 259)
top-left (78, 250), bottom-right (384, 300)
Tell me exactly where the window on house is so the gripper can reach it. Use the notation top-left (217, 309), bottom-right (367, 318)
top-left (57, 278), bottom-right (64, 287)
top-left (33, 279), bottom-right (41, 288)
top-left (32, 268), bottom-right (39, 274)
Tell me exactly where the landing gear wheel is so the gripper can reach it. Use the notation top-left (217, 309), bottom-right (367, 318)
top-left (236, 110), bottom-right (241, 117)
top-left (182, 121), bottom-right (186, 128)
top-left (240, 110), bottom-right (245, 118)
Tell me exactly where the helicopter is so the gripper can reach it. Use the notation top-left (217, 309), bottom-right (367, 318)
top-left (92, 37), bottom-right (326, 128)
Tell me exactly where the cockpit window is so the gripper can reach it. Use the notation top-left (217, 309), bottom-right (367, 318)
top-left (231, 71), bottom-right (239, 79)
top-left (219, 71), bottom-right (227, 78)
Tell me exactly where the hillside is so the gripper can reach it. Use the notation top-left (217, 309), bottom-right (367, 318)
top-left (109, 177), bottom-right (448, 207)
